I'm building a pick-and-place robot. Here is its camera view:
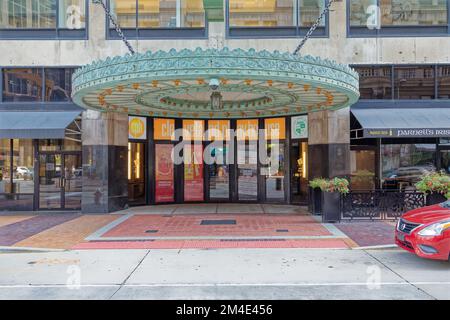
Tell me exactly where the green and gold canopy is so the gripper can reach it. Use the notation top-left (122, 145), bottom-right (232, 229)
top-left (72, 48), bottom-right (359, 119)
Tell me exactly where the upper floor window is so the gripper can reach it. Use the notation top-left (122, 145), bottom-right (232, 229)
top-left (354, 65), bottom-right (449, 100)
top-left (0, 0), bottom-right (87, 39)
top-left (227, 0), bottom-right (327, 38)
top-left (1, 68), bottom-right (75, 102)
top-left (108, 0), bottom-right (206, 39)
top-left (348, 0), bottom-right (449, 36)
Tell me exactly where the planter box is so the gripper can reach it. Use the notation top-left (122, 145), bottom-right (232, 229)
top-left (426, 193), bottom-right (447, 206)
top-left (322, 191), bottom-right (341, 223)
top-left (309, 187), bottom-right (322, 215)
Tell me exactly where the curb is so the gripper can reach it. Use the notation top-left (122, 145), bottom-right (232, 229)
top-left (0, 246), bottom-right (65, 253)
top-left (353, 244), bottom-right (398, 250)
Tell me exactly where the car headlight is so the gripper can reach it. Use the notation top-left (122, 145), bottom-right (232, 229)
top-left (418, 220), bottom-right (450, 236)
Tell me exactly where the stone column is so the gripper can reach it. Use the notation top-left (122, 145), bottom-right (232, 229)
top-left (81, 110), bottom-right (128, 213)
top-left (308, 108), bottom-right (350, 179)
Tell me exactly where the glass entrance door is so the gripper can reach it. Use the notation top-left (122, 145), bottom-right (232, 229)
top-left (290, 141), bottom-right (308, 204)
top-left (237, 142), bottom-right (258, 201)
top-left (208, 145), bottom-right (230, 201)
top-left (39, 153), bottom-right (82, 210)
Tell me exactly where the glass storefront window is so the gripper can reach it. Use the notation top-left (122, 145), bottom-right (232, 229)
top-left (44, 68), bottom-right (74, 101)
top-left (39, 139), bottom-right (81, 152)
top-left (0, 0), bottom-right (56, 28)
top-left (299, 0), bottom-right (325, 27)
top-left (380, 0), bottom-right (448, 26)
top-left (0, 139), bottom-right (11, 194)
top-left (2, 68), bottom-right (43, 102)
top-left (350, 149), bottom-right (376, 191)
top-left (381, 144), bottom-right (436, 190)
top-left (111, 0), bottom-right (205, 28)
top-left (128, 142), bottom-right (146, 205)
top-left (111, 0), bottom-right (137, 27)
top-left (229, 0), bottom-right (295, 27)
top-left (441, 151), bottom-right (450, 174)
top-left (354, 66), bottom-right (393, 99)
top-left (59, 0), bottom-right (86, 29)
top-left (349, 0), bottom-right (378, 27)
top-left (12, 139), bottom-right (34, 194)
top-left (437, 66), bottom-right (450, 99)
top-left (394, 66), bottom-right (435, 99)
top-left (208, 145), bottom-right (230, 200)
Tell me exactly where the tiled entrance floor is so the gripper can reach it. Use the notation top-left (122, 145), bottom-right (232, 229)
top-left (0, 204), bottom-right (397, 250)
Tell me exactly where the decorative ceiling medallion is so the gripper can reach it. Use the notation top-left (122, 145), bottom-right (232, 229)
top-left (72, 47), bottom-right (360, 119)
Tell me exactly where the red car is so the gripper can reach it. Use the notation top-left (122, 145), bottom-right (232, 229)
top-left (395, 200), bottom-right (450, 261)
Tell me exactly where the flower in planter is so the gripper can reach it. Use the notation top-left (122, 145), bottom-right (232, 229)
top-left (415, 172), bottom-right (450, 199)
top-left (309, 178), bottom-right (328, 190)
top-left (309, 177), bottom-right (350, 194)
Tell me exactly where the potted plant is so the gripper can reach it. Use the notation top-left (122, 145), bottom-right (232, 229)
top-left (415, 172), bottom-right (450, 206)
top-left (321, 177), bottom-right (350, 223)
top-left (308, 178), bottom-right (328, 215)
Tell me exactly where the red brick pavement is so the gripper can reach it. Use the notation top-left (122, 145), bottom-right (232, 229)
top-left (72, 239), bottom-right (349, 250)
top-left (102, 214), bottom-right (331, 238)
top-left (335, 221), bottom-right (396, 247)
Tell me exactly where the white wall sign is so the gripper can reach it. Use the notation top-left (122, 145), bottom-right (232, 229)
top-left (291, 115), bottom-right (308, 139)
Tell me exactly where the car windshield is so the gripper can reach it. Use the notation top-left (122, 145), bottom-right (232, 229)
top-left (442, 200), bottom-right (450, 209)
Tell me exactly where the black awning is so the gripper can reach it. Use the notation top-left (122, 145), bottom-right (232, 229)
top-left (0, 111), bottom-right (81, 139)
top-left (351, 106), bottom-right (450, 138)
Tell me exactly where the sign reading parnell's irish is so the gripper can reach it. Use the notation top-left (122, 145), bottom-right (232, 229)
top-left (365, 128), bottom-right (450, 138)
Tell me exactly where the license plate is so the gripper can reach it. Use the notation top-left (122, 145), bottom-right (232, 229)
top-left (397, 232), bottom-right (405, 242)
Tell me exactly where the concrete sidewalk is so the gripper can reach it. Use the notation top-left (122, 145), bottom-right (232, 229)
top-left (0, 248), bottom-right (448, 300)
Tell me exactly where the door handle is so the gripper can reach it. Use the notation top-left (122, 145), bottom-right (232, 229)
top-left (61, 177), bottom-right (66, 188)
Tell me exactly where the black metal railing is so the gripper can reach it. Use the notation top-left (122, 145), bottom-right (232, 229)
top-left (341, 190), bottom-right (426, 221)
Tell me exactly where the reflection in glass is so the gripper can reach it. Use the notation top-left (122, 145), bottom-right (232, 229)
top-left (128, 142), bottom-right (146, 205)
top-left (64, 154), bottom-right (82, 209)
top-left (380, 0), bottom-right (447, 26)
top-left (2, 68), bottom-right (43, 102)
top-left (394, 66), bottom-right (435, 99)
top-left (349, 0), bottom-right (377, 27)
top-left (12, 139), bottom-right (34, 194)
top-left (209, 146), bottom-right (229, 200)
top-left (44, 68), bottom-right (74, 101)
top-left (138, 0), bottom-right (204, 28)
top-left (229, 0), bottom-right (295, 27)
top-left (290, 141), bottom-right (308, 203)
top-left (354, 66), bottom-right (392, 99)
top-left (39, 153), bottom-right (62, 209)
top-left (350, 150), bottom-right (376, 191)
top-left (0, 0), bottom-right (57, 28)
top-left (381, 144), bottom-right (436, 190)
top-left (0, 139), bottom-right (11, 194)
top-left (441, 151), bottom-right (450, 174)
top-left (59, 0), bottom-right (86, 29)
top-left (237, 142), bottom-right (258, 201)
top-left (111, 0), bottom-right (137, 27)
top-left (265, 143), bottom-right (285, 201)
top-left (111, 0), bottom-right (205, 28)
top-left (299, 0), bottom-right (325, 27)
top-left (438, 66), bottom-right (450, 99)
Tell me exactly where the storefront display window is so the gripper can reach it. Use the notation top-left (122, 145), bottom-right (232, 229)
top-left (441, 151), bottom-right (450, 174)
top-left (381, 144), bottom-right (436, 190)
top-left (155, 144), bottom-right (174, 203)
top-left (12, 139), bottom-right (34, 194)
